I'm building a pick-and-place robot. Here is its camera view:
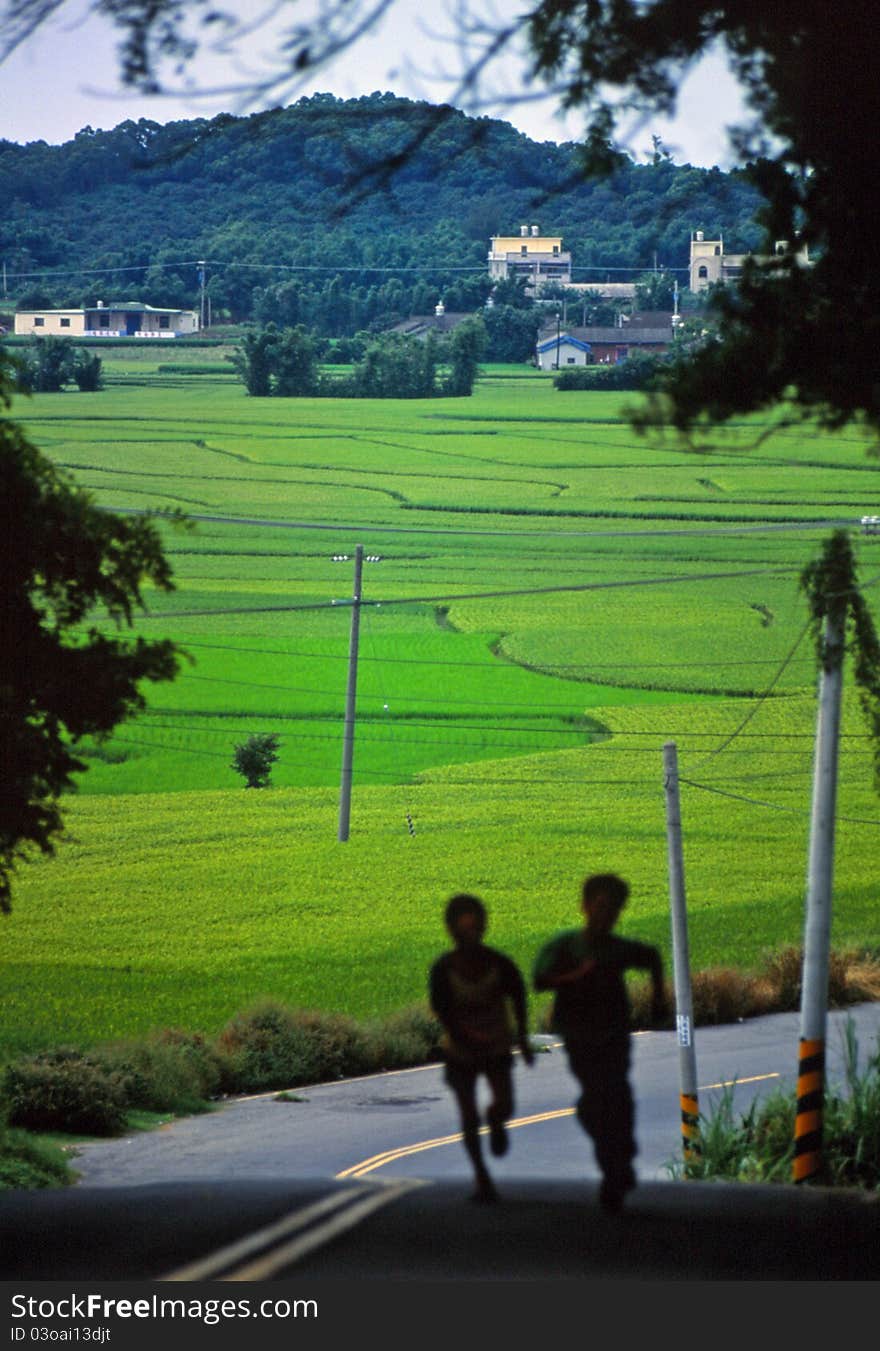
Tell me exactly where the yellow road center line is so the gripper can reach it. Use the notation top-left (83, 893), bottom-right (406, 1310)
top-left (158, 1186), bottom-right (386, 1281)
top-left (338, 1109), bottom-right (577, 1179)
top-left (701, 1072), bottom-right (780, 1091)
top-left (337, 1073), bottom-right (782, 1179)
top-left (221, 1180), bottom-right (425, 1281)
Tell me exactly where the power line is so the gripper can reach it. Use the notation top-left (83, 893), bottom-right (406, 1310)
top-left (5, 256), bottom-right (691, 282)
top-left (112, 504), bottom-right (854, 542)
top-left (182, 670), bottom-right (808, 711)
top-left (688, 620), bottom-right (814, 767)
top-left (679, 776), bottom-right (880, 828)
top-left (172, 638), bottom-right (819, 671)
top-left (134, 562), bottom-right (803, 619)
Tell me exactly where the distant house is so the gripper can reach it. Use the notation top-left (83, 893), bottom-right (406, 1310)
top-left (488, 225), bottom-right (572, 290)
top-left (689, 231), bottom-right (811, 292)
top-left (386, 303), bottom-right (475, 339)
top-left (536, 320), bottom-right (674, 370)
top-left (14, 301), bottom-right (198, 338)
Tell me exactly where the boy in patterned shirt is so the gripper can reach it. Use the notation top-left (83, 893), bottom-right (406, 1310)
top-left (429, 893), bottom-right (534, 1203)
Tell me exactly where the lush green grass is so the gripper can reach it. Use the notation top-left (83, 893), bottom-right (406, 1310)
top-left (4, 364), bottom-right (880, 1059)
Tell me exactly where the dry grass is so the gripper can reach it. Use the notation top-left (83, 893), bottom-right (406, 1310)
top-left (625, 945), bottom-right (880, 1030)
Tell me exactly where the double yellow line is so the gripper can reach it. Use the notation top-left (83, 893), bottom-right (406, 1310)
top-left (159, 1179), bottom-right (425, 1281)
top-left (336, 1072), bottom-right (780, 1180)
top-left (337, 1108), bottom-right (577, 1179)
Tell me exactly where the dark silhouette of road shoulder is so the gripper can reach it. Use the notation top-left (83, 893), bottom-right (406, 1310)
top-left (1, 1176), bottom-right (877, 1281)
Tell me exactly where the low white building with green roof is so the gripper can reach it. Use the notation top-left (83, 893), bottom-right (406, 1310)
top-left (14, 301), bottom-right (198, 338)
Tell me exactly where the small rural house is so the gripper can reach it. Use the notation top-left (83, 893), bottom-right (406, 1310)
top-left (386, 302), bottom-right (475, 339)
top-left (536, 318), bottom-right (675, 370)
top-left (14, 301), bottom-right (198, 338)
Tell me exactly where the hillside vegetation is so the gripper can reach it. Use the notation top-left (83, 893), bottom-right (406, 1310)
top-left (1, 93), bottom-right (763, 324)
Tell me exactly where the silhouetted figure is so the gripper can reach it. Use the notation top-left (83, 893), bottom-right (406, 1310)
top-left (533, 873), bottom-right (667, 1213)
top-left (429, 893), bottom-right (534, 1203)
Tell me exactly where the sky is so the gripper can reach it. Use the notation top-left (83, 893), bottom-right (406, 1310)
top-left (0, 0), bottom-right (749, 167)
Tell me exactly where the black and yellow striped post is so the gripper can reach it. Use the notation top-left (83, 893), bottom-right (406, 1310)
top-left (681, 1091), bottom-right (701, 1164)
top-left (793, 1038), bottom-right (825, 1183)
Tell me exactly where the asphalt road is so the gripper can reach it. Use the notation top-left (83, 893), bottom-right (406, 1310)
top-left (1, 1003), bottom-right (879, 1290)
top-left (63, 1002), bottom-right (880, 1190)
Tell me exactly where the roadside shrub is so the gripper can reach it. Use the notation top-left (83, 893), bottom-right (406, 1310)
top-left (364, 1005), bottom-right (443, 1070)
top-left (217, 1000), bottom-right (373, 1093)
top-left (97, 1029), bottom-right (226, 1114)
top-left (3, 1049), bottom-right (128, 1136)
top-left (689, 967), bottom-right (770, 1025)
top-left (755, 945), bottom-right (880, 1011)
top-left (0, 1125), bottom-right (75, 1189)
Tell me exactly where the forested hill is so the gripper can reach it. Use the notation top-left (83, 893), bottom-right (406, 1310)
top-left (1, 91), bottom-right (764, 325)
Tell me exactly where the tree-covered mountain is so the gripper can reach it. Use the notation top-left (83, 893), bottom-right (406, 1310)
top-left (0, 92), bottom-right (765, 330)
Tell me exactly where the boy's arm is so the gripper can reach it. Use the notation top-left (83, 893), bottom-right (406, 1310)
top-left (428, 959), bottom-right (462, 1043)
top-left (642, 945), bottom-right (668, 1024)
top-left (533, 936), bottom-right (596, 991)
top-left (501, 957), bottom-right (534, 1066)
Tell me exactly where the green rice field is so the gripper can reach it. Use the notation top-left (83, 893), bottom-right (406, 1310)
top-left (3, 348), bottom-right (880, 1058)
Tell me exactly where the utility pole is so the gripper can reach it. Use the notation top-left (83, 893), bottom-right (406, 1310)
top-left (197, 260), bottom-right (206, 331)
top-left (338, 545), bottom-right (364, 843)
top-left (663, 741), bottom-right (700, 1164)
top-left (555, 311), bottom-right (561, 370)
top-left (794, 601), bottom-right (846, 1182)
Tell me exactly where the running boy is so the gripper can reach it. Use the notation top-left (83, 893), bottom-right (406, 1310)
top-left (429, 893), bottom-right (534, 1203)
top-left (533, 873), bottom-right (667, 1213)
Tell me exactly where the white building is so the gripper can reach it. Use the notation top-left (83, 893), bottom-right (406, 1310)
top-left (14, 301), bottom-right (198, 337)
top-left (689, 231), bottom-right (811, 292)
top-left (488, 225), bottom-right (572, 289)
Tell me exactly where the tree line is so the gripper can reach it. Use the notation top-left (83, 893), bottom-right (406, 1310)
top-left (234, 320), bottom-right (486, 398)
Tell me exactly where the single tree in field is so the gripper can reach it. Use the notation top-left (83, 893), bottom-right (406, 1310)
top-left (232, 733), bottom-right (281, 788)
top-left (27, 336), bottom-right (73, 392)
top-left (444, 317), bottom-right (486, 396)
top-left (0, 349), bottom-right (184, 914)
top-left (273, 325), bottom-right (319, 397)
top-left (71, 349), bottom-right (104, 392)
top-left (233, 326), bottom-right (279, 396)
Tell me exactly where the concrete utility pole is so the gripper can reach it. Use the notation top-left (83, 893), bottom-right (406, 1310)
top-left (338, 545), bottom-right (364, 843)
top-left (794, 603), bottom-right (846, 1182)
top-left (663, 741), bottom-right (700, 1163)
top-left (197, 260), bottom-right (206, 330)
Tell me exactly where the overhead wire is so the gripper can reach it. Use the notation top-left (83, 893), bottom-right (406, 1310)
top-left (685, 618), bottom-right (814, 769)
top-left (679, 777), bottom-right (880, 828)
top-left (134, 561), bottom-right (804, 619)
top-left (168, 637), bottom-right (820, 671)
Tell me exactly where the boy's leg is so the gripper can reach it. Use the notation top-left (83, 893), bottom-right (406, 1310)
top-left (566, 1039), bottom-right (637, 1210)
top-left (484, 1060), bottom-right (514, 1157)
top-left (447, 1064), bottom-right (498, 1201)
top-left (591, 1041), bottom-right (637, 1211)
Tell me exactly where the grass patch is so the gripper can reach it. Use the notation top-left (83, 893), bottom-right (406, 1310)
top-left (668, 1018), bottom-right (880, 1189)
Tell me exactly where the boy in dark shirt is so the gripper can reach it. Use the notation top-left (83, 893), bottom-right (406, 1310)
top-left (429, 893), bottom-right (534, 1203)
top-left (533, 872), bottom-right (667, 1213)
